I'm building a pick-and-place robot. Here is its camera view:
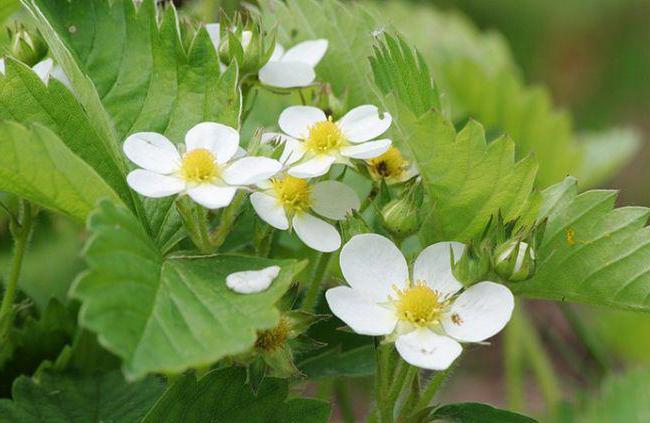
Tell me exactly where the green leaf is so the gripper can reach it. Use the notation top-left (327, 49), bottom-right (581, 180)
top-left (575, 367), bottom-right (650, 422)
top-left (298, 345), bottom-right (375, 379)
top-left (0, 121), bottom-right (122, 220)
top-left (371, 36), bottom-right (537, 242)
top-left (0, 58), bottom-right (134, 207)
top-left (22, 0), bottom-right (241, 244)
top-left (143, 367), bottom-right (330, 423)
top-left (431, 402), bottom-right (537, 423)
top-left (0, 370), bottom-right (163, 422)
top-left (513, 177), bottom-right (650, 312)
top-left (72, 200), bottom-right (307, 379)
top-left (260, 0), bottom-right (379, 106)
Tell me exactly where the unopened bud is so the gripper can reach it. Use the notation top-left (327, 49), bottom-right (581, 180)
top-left (380, 189), bottom-right (420, 240)
top-left (452, 243), bottom-right (491, 286)
top-left (494, 240), bottom-right (536, 282)
top-left (6, 25), bottom-right (48, 67)
top-left (339, 211), bottom-right (372, 243)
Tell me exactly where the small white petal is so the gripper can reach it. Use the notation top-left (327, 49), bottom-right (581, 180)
top-left (395, 329), bottom-right (462, 371)
top-left (123, 132), bottom-right (181, 174)
top-left (50, 65), bottom-right (72, 90)
top-left (269, 43), bottom-right (285, 62)
top-left (338, 105), bottom-right (392, 143)
top-left (187, 184), bottom-right (237, 209)
top-left (288, 155), bottom-right (336, 178)
top-left (241, 30), bottom-right (253, 51)
top-left (259, 61), bottom-right (316, 88)
top-left (32, 58), bottom-right (53, 83)
top-left (340, 139), bottom-right (392, 159)
top-left (185, 122), bottom-right (240, 164)
top-left (233, 146), bottom-right (247, 159)
top-left (413, 242), bottom-right (466, 297)
top-left (339, 234), bottom-right (408, 303)
top-left (292, 213), bottom-right (341, 252)
top-left (278, 106), bottom-right (326, 139)
top-left (205, 23), bottom-right (221, 51)
top-left (250, 192), bottom-right (289, 230)
top-left (281, 39), bottom-right (328, 67)
top-left (311, 181), bottom-right (360, 220)
top-left (442, 282), bottom-right (515, 343)
top-left (226, 266), bottom-right (281, 294)
top-left (222, 157), bottom-right (282, 185)
top-left (0, 58), bottom-right (5, 75)
top-left (325, 286), bottom-right (398, 336)
top-left (127, 169), bottom-right (184, 198)
top-left (498, 241), bottom-right (534, 274)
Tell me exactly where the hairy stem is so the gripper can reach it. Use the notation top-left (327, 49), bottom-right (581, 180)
top-left (0, 201), bottom-right (34, 338)
top-left (175, 199), bottom-right (212, 253)
top-left (301, 252), bottom-right (332, 312)
top-left (412, 367), bottom-right (451, 412)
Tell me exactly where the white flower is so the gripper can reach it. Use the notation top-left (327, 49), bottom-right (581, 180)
top-left (123, 122), bottom-right (282, 209)
top-left (250, 175), bottom-right (360, 252)
top-left (325, 234), bottom-right (514, 370)
top-left (366, 146), bottom-right (419, 185)
top-left (258, 39), bottom-right (328, 88)
top-left (0, 57), bottom-right (71, 88)
top-left (226, 265), bottom-right (281, 294)
top-left (270, 105), bottom-right (392, 178)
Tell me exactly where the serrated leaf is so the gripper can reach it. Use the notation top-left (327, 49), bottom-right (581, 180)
top-left (371, 36), bottom-right (537, 242)
top-left (0, 58), bottom-right (134, 207)
top-left (298, 344), bottom-right (375, 379)
top-left (22, 0), bottom-right (241, 245)
top-left (0, 371), bottom-right (163, 422)
top-left (72, 200), bottom-right (307, 379)
top-left (143, 367), bottom-right (330, 423)
top-left (431, 402), bottom-right (537, 423)
top-left (0, 121), bottom-right (122, 220)
top-left (513, 177), bottom-right (650, 312)
top-left (260, 0), bottom-right (380, 106)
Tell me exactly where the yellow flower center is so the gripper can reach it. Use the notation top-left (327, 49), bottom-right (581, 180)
top-left (304, 117), bottom-right (346, 154)
top-left (180, 148), bottom-right (219, 183)
top-left (272, 176), bottom-right (312, 213)
top-left (368, 147), bottom-right (408, 180)
top-left (393, 281), bottom-right (448, 327)
top-left (255, 318), bottom-right (290, 352)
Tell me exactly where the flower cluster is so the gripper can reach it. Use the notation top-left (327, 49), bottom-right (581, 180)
top-left (121, 28), bottom-right (516, 372)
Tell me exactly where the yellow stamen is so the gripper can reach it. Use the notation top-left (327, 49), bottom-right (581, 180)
top-left (304, 117), bottom-right (346, 154)
top-left (180, 148), bottom-right (219, 183)
top-left (255, 318), bottom-right (290, 352)
top-left (367, 147), bottom-right (408, 181)
top-left (393, 281), bottom-right (448, 327)
top-left (272, 176), bottom-right (312, 213)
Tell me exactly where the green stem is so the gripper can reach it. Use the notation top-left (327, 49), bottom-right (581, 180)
top-left (300, 252), bottom-right (332, 312)
top-left (334, 378), bottom-right (356, 423)
top-left (505, 305), bottom-right (525, 411)
top-left (518, 306), bottom-right (561, 412)
top-left (375, 343), bottom-right (394, 423)
top-left (0, 201), bottom-right (33, 338)
top-left (558, 302), bottom-right (610, 376)
top-left (175, 199), bottom-right (212, 253)
top-left (397, 369), bottom-right (421, 422)
top-left (412, 367), bottom-right (451, 412)
top-left (209, 192), bottom-right (247, 250)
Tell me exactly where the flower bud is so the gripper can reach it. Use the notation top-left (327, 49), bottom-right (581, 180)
top-left (452, 243), bottom-right (491, 286)
top-left (494, 240), bottom-right (536, 282)
top-left (380, 184), bottom-right (422, 240)
top-left (6, 25), bottom-right (48, 67)
top-left (339, 210), bottom-right (372, 243)
top-left (218, 22), bottom-right (275, 75)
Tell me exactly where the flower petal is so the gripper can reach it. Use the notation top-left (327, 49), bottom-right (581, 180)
top-left (338, 105), bottom-right (392, 143)
top-left (32, 58), bottom-right (53, 83)
top-left (0, 58), bottom-right (5, 75)
top-left (184, 122), bottom-right (240, 164)
top-left (187, 184), bottom-right (237, 209)
top-left (442, 282), bottom-right (514, 343)
top-left (250, 192), bottom-right (289, 230)
top-left (226, 266), bottom-right (281, 294)
top-left (127, 169), bottom-right (184, 198)
top-left (413, 242), bottom-right (466, 297)
top-left (205, 23), bottom-right (221, 51)
top-left (269, 43), bottom-right (285, 62)
top-left (259, 61), bottom-right (316, 88)
top-left (292, 213), bottom-right (341, 252)
top-left (395, 329), bottom-right (462, 370)
top-left (278, 106), bottom-right (326, 139)
top-left (281, 39), bottom-right (328, 67)
top-left (340, 139), bottom-right (392, 159)
top-left (287, 155), bottom-right (336, 178)
top-left (311, 180), bottom-right (360, 220)
top-left (280, 137), bottom-right (305, 166)
top-left (339, 234), bottom-right (408, 303)
top-left (222, 157), bottom-right (282, 185)
top-left (123, 132), bottom-right (181, 174)
top-left (325, 286), bottom-right (398, 336)
top-left (50, 65), bottom-right (72, 90)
